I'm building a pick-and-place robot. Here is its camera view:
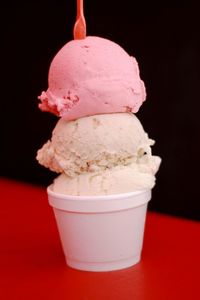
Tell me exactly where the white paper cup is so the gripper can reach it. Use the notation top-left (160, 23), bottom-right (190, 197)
top-left (47, 186), bottom-right (151, 272)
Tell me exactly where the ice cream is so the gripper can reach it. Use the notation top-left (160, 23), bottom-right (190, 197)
top-left (51, 160), bottom-right (159, 196)
top-left (36, 4), bottom-right (162, 271)
top-left (35, 0), bottom-right (162, 271)
top-left (37, 31), bottom-right (161, 197)
top-left (37, 113), bottom-right (161, 195)
top-left (38, 36), bottom-right (146, 121)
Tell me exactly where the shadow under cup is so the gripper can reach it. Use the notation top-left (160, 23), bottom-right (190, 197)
top-left (47, 186), bottom-right (151, 272)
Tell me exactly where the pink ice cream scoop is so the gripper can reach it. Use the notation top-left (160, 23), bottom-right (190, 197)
top-left (38, 36), bottom-right (146, 121)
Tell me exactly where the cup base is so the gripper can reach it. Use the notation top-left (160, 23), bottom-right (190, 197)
top-left (66, 254), bottom-right (141, 272)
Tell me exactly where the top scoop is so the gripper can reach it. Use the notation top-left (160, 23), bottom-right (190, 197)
top-left (38, 36), bottom-right (146, 121)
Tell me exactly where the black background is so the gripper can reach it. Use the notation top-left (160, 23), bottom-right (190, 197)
top-left (1, 1), bottom-right (200, 220)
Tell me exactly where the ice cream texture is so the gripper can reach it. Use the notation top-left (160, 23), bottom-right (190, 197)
top-left (38, 36), bottom-right (146, 121)
top-left (37, 113), bottom-right (161, 195)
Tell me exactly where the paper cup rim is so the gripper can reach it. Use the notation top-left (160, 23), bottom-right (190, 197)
top-left (47, 185), bottom-right (151, 213)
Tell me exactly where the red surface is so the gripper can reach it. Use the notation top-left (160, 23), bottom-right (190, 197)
top-left (0, 178), bottom-right (200, 300)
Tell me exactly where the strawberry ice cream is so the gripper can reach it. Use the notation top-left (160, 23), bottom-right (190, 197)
top-left (38, 36), bottom-right (146, 121)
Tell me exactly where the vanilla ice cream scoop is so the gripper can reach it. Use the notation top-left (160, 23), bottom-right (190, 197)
top-left (38, 36), bottom-right (146, 121)
top-left (51, 155), bottom-right (161, 196)
top-left (37, 113), bottom-right (159, 178)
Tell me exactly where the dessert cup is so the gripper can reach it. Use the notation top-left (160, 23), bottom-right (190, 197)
top-left (47, 186), bottom-right (151, 272)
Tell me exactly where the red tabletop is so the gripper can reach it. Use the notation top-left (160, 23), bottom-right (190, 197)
top-left (0, 178), bottom-right (199, 299)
